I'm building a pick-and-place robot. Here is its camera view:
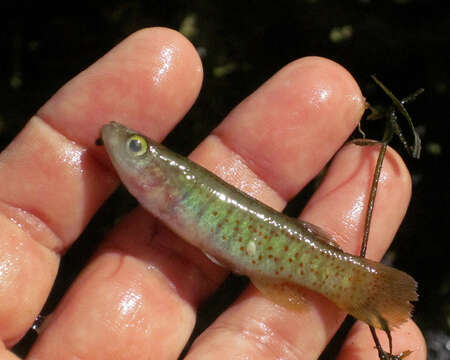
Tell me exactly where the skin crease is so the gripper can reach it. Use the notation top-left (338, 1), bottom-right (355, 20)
top-left (0, 28), bottom-right (426, 359)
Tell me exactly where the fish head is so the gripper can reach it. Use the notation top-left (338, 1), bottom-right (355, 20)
top-left (101, 121), bottom-right (168, 196)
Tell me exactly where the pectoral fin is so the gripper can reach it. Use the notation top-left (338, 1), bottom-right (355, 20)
top-left (202, 250), bottom-right (227, 268)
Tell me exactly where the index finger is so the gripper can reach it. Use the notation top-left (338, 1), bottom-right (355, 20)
top-left (0, 27), bottom-right (202, 347)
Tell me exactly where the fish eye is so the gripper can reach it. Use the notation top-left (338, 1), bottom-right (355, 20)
top-left (126, 135), bottom-right (148, 156)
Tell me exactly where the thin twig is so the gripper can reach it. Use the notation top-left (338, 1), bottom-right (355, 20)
top-left (355, 76), bottom-right (423, 359)
top-left (359, 141), bottom-right (393, 358)
top-left (360, 142), bottom-right (387, 257)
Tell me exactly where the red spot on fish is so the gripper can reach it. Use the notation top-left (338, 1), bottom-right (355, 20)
top-left (268, 246), bottom-right (273, 250)
top-left (268, 255), bottom-right (273, 259)
top-left (299, 263), bottom-right (303, 268)
top-left (284, 246), bottom-right (289, 251)
top-left (213, 211), bottom-right (217, 216)
top-left (288, 258), bottom-right (293, 263)
top-left (240, 246), bottom-right (244, 251)
top-left (274, 258), bottom-right (278, 262)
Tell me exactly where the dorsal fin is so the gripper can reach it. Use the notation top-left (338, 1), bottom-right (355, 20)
top-left (297, 220), bottom-right (343, 251)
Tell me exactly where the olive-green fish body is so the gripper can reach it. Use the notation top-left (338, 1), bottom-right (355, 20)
top-left (101, 122), bottom-right (417, 330)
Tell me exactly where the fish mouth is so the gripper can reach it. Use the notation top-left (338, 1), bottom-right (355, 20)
top-left (101, 121), bottom-right (131, 142)
top-left (101, 121), bottom-right (127, 140)
top-left (95, 122), bottom-right (123, 147)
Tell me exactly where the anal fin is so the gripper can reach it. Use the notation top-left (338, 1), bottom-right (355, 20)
top-left (251, 276), bottom-right (310, 313)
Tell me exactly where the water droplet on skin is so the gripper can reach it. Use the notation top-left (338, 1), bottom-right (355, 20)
top-left (342, 193), bottom-right (365, 234)
top-left (117, 290), bottom-right (142, 316)
top-left (153, 45), bottom-right (175, 84)
top-left (0, 256), bottom-right (13, 278)
top-left (309, 86), bottom-right (331, 108)
top-left (31, 314), bottom-right (46, 333)
top-left (214, 155), bottom-right (264, 199)
top-left (346, 93), bottom-right (366, 109)
top-left (58, 143), bottom-right (85, 172)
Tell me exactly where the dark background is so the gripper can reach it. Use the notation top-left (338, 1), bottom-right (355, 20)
top-left (1, 1), bottom-right (448, 359)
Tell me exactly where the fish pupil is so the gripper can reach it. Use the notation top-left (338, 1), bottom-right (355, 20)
top-left (126, 135), bottom-right (148, 156)
top-left (130, 139), bottom-right (142, 152)
top-left (129, 139), bottom-right (142, 153)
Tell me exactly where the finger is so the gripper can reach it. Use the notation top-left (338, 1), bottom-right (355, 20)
top-left (0, 27), bottom-right (202, 350)
top-left (337, 320), bottom-right (426, 360)
top-left (186, 144), bottom-right (413, 359)
top-left (203, 56), bottom-right (365, 199)
top-left (29, 57), bottom-right (365, 359)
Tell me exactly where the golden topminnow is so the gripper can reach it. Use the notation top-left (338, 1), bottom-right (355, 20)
top-left (101, 121), bottom-right (417, 330)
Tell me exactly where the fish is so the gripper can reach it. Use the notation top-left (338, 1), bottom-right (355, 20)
top-left (100, 121), bottom-right (417, 331)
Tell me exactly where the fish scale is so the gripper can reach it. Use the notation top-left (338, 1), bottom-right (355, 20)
top-left (177, 176), bottom-right (355, 293)
top-left (101, 121), bottom-right (417, 331)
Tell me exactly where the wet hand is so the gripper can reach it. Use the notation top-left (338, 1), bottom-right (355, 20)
top-left (0, 28), bottom-right (426, 359)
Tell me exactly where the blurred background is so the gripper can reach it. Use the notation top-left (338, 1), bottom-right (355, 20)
top-left (1, 1), bottom-right (448, 359)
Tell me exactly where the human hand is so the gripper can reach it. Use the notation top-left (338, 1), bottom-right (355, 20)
top-left (1, 28), bottom-right (426, 359)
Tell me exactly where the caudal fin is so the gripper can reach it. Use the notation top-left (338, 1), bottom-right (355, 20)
top-left (348, 259), bottom-right (418, 330)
